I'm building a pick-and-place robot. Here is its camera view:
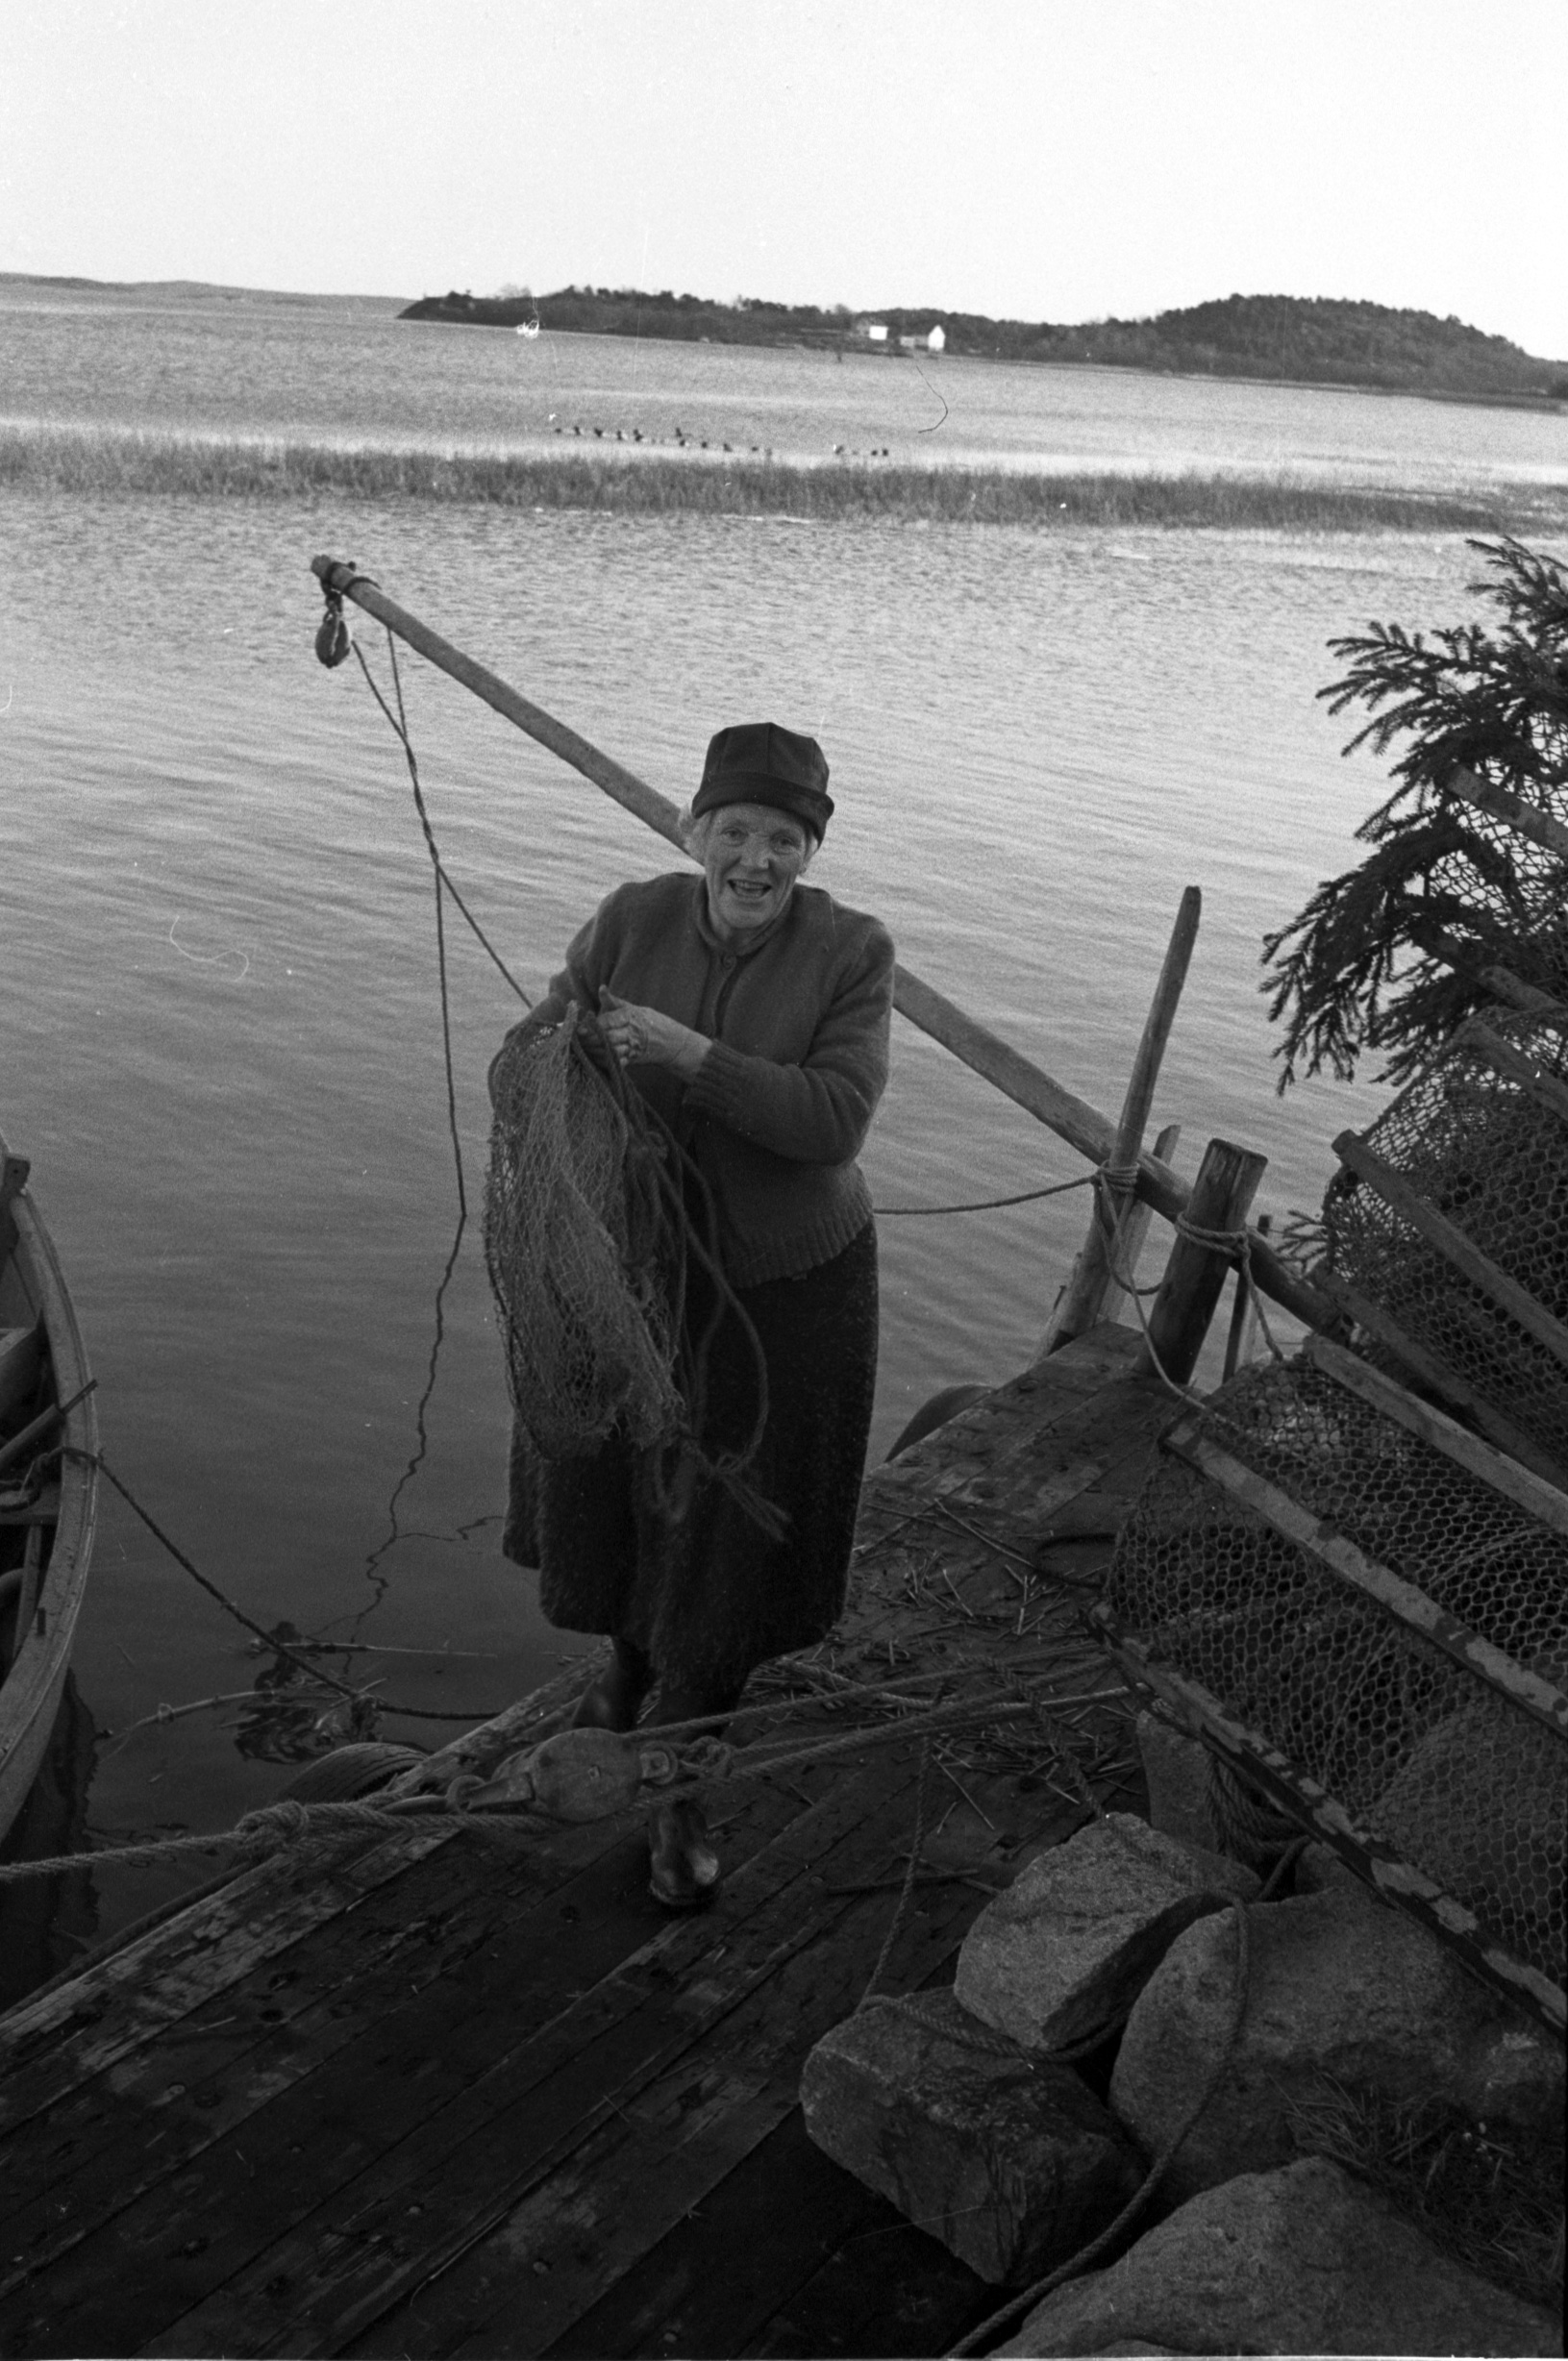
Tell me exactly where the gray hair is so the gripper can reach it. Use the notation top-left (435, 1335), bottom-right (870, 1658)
top-left (680, 804), bottom-right (816, 867)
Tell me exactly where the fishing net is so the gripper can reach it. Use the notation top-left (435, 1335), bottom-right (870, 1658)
top-left (484, 1011), bottom-right (685, 1459)
top-left (1319, 1007), bottom-right (1568, 1478)
top-left (1107, 1353), bottom-right (1568, 2002)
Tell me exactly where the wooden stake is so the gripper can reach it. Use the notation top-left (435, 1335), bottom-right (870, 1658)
top-left (1043, 891), bottom-right (1200, 1352)
top-left (1137, 1138), bottom-right (1268, 1386)
top-left (1103, 1122), bottom-right (1182, 1328)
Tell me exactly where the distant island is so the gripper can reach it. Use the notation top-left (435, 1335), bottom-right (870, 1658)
top-left (399, 287), bottom-right (1568, 410)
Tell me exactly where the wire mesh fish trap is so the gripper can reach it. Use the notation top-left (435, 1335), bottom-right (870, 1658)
top-left (1318, 1007), bottom-right (1568, 1481)
top-left (1102, 1350), bottom-right (1568, 2029)
top-left (485, 1012), bottom-right (685, 1459)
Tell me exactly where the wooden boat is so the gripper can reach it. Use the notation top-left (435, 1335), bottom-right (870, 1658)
top-left (0, 1133), bottom-right (97, 1845)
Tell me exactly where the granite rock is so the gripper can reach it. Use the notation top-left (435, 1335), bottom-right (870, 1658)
top-left (997, 2156), bottom-right (1560, 2357)
top-left (1111, 1879), bottom-right (1565, 2204)
top-left (799, 1989), bottom-right (1142, 2285)
top-left (1133, 1712), bottom-right (1218, 1852)
top-left (955, 1812), bottom-right (1258, 2052)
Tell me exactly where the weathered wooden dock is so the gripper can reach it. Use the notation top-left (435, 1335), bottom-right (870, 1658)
top-left (0, 1326), bottom-right (1174, 2360)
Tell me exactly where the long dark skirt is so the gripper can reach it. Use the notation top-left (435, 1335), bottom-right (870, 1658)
top-left (503, 1223), bottom-right (878, 1695)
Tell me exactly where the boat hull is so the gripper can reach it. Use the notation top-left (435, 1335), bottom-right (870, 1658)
top-left (0, 1172), bottom-right (98, 1844)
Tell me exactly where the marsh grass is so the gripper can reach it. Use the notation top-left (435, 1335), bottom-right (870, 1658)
top-left (1286, 2075), bottom-right (1564, 2315)
top-left (2, 423), bottom-right (1556, 533)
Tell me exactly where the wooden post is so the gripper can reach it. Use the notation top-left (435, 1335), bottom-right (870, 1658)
top-left (1222, 1210), bottom-right (1271, 1380)
top-left (1138, 1138), bottom-right (1268, 1386)
top-left (1043, 890), bottom-right (1201, 1353)
top-left (1103, 1122), bottom-right (1182, 1327)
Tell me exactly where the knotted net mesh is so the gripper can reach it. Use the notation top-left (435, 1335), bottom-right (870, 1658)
top-left (485, 1012), bottom-right (684, 1459)
top-left (1320, 1007), bottom-right (1568, 1477)
top-left (1108, 1355), bottom-right (1567, 1990)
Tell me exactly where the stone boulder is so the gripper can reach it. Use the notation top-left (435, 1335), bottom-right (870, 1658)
top-left (955, 1813), bottom-right (1258, 2052)
top-left (996, 2156), bottom-right (1559, 2357)
top-left (1133, 1711), bottom-right (1218, 1852)
top-left (1110, 1879), bottom-right (1565, 2205)
top-left (799, 1989), bottom-right (1142, 2285)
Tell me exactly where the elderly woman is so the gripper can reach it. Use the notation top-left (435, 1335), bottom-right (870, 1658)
top-left (494, 722), bottom-right (893, 1904)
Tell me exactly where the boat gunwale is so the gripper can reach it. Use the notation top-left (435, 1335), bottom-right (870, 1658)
top-left (0, 1173), bottom-right (98, 1833)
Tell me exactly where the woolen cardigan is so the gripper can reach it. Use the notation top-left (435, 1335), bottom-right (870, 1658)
top-left (496, 872), bottom-right (894, 1286)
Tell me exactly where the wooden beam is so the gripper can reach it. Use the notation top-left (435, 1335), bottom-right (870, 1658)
top-left (1091, 1606), bottom-right (1565, 2036)
top-left (1446, 765), bottom-right (1568, 862)
top-left (1332, 1131), bottom-right (1568, 1370)
top-left (1163, 1414), bottom-right (1568, 1742)
top-left (1304, 1332), bottom-right (1568, 1538)
top-left (1044, 890), bottom-right (1201, 1352)
top-left (1312, 1271), bottom-right (1568, 1491)
top-left (1463, 1021), bottom-right (1568, 1127)
top-left (311, 559), bottom-right (1334, 1337)
top-left (1138, 1139), bottom-right (1267, 1386)
top-left (1481, 965), bottom-right (1568, 1022)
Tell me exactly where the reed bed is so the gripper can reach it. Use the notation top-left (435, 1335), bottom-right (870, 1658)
top-left (3, 422), bottom-right (1556, 533)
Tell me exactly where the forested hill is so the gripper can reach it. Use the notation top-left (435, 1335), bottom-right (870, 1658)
top-left (399, 287), bottom-right (1568, 406)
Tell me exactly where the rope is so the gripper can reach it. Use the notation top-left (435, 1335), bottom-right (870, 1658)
top-left (858, 1734), bottom-right (935, 2005)
top-left (0, 1669), bottom-right (1112, 1886)
top-left (875, 1175), bottom-right (1094, 1218)
top-left (947, 1899), bottom-right (1252, 2357)
top-left (70, 1450), bottom-right (508, 1723)
top-left (0, 1795), bottom-right (470, 1885)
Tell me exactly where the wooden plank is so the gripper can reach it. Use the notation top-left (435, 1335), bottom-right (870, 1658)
top-left (1094, 1609), bottom-right (1566, 2035)
top-left (1304, 1332), bottom-right (1568, 1538)
top-left (1463, 1020), bottom-right (1568, 1126)
top-left (1332, 1130), bottom-right (1568, 1370)
top-left (119, 1737), bottom-right (954, 2361)
top-left (1446, 765), bottom-right (1568, 862)
top-left (366, 1805), bottom-right (1048, 2360)
top-left (1481, 964), bottom-right (1568, 1022)
top-left (1313, 1270), bottom-right (1568, 1489)
top-left (1164, 1416), bottom-right (1568, 1741)
top-left (18, 1744), bottom-right (940, 2357)
top-left (0, 1827), bottom-right (455, 2138)
top-left (538, 2106), bottom-right (984, 2361)
top-left (0, 1812), bottom-right (724, 2291)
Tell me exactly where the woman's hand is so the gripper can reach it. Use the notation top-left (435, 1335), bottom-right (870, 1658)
top-left (598, 990), bottom-right (710, 1080)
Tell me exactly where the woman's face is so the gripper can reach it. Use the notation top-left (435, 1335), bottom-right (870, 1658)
top-left (702, 801), bottom-right (812, 941)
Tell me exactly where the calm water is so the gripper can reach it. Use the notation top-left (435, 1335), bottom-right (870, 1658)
top-left (3, 286), bottom-right (1565, 1976)
top-left (7, 279), bottom-right (1568, 485)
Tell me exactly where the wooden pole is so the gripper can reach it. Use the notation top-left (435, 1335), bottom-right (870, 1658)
top-left (1138, 1138), bottom-right (1268, 1385)
top-left (1222, 1210), bottom-right (1271, 1380)
top-left (310, 557), bottom-right (1332, 1334)
top-left (1102, 1121), bottom-right (1182, 1328)
top-left (1446, 767), bottom-right (1568, 863)
top-left (1043, 890), bottom-right (1200, 1351)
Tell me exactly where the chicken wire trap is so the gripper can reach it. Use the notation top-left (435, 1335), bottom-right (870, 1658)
top-left (1096, 1004), bottom-right (1568, 2036)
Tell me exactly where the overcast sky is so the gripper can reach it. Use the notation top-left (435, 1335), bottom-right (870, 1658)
top-left (5, 0), bottom-right (1564, 357)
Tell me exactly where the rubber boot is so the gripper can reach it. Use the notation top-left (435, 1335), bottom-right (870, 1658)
top-left (572, 1636), bottom-right (653, 1733)
top-left (646, 1678), bottom-right (742, 1908)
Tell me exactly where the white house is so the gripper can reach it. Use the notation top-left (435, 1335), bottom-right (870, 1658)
top-left (858, 320), bottom-right (888, 343)
top-left (898, 325), bottom-right (947, 353)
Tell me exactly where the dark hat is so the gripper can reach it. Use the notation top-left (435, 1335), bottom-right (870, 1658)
top-left (692, 722), bottom-right (834, 841)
